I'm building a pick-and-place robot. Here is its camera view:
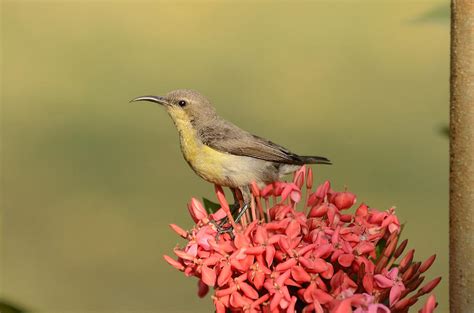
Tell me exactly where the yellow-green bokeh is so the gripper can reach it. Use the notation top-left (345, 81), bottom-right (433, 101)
top-left (1, 1), bottom-right (448, 312)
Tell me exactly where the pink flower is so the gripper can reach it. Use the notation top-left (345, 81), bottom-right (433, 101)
top-left (330, 227), bottom-right (356, 268)
top-left (263, 270), bottom-right (293, 311)
top-left (374, 268), bottom-right (406, 306)
top-left (164, 166), bottom-right (441, 312)
top-left (352, 294), bottom-right (391, 313)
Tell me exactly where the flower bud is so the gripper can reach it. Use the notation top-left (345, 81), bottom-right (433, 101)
top-left (306, 167), bottom-right (314, 190)
top-left (188, 198), bottom-right (208, 222)
top-left (163, 255), bottom-right (184, 271)
top-left (419, 254), bottom-right (436, 273)
top-left (197, 279), bottom-right (209, 298)
top-left (293, 165), bottom-right (306, 189)
top-left (420, 277), bottom-right (442, 295)
top-left (331, 192), bottom-right (357, 210)
top-left (420, 294), bottom-right (437, 313)
top-left (169, 223), bottom-right (188, 238)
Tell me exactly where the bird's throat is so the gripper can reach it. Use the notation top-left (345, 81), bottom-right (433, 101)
top-left (167, 107), bottom-right (201, 159)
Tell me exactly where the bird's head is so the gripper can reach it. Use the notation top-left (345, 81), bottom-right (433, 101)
top-left (131, 89), bottom-right (217, 127)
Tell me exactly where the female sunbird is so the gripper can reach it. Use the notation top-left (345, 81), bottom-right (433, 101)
top-left (132, 90), bottom-right (331, 228)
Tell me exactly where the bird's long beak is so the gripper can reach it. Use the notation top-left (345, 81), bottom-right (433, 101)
top-left (130, 95), bottom-right (169, 106)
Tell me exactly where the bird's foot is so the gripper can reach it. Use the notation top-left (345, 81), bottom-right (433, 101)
top-left (210, 220), bottom-right (235, 239)
top-left (214, 202), bottom-right (241, 228)
top-left (210, 203), bottom-right (249, 239)
top-left (216, 203), bottom-right (249, 227)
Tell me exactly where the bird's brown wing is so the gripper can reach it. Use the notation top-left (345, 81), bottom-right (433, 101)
top-left (198, 122), bottom-right (304, 164)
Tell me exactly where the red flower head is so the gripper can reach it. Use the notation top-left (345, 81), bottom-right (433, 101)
top-left (164, 166), bottom-right (440, 312)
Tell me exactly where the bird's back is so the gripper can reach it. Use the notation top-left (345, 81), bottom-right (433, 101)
top-left (196, 116), bottom-right (330, 165)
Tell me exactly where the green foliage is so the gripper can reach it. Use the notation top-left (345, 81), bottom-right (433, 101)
top-left (375, 238), bottom-right (387, 260)
top-left (202, 198), bottom-right (221, 214)
top-left (0, 301), bottom-right (26, 313)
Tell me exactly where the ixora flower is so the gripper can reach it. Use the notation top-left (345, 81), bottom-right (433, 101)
top-left (164, 166), bottom-right (440, 312)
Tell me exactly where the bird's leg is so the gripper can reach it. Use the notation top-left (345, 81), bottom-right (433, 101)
top-left (234, 203), bottom-right (249, 224)
top-left (230, 188), bottom-right (243, 214)
top-left (234, 186), bottom-right (251, 224)
top-left (213, 203), bottom-right (249, 237)
top-left (217, 188), bottom-right (243, 227)
top-left (216, 187), bottom-right (251, 234)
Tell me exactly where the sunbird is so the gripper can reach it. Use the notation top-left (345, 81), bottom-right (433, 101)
top-left (132, 89), bottom-right (331, 230)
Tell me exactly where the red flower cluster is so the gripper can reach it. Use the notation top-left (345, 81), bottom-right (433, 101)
top-left (164, 167), bottom-right (440, 312)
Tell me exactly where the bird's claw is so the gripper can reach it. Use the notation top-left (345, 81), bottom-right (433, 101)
top-left (210, 220), bottom-right (235, 239)
top-left (210, 203), bottom-right (250, 240)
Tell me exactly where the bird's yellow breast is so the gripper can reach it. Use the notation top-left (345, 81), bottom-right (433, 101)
top-left (167, 107), bottom-right (227, 183)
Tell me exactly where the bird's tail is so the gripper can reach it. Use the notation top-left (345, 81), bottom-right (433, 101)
top-left (298, 155), bottom-right (332, 165)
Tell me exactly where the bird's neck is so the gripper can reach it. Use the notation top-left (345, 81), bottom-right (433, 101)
top-left (167, 107), bottom-right (202, 159)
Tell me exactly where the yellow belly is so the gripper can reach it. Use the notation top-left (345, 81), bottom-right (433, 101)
top-left (179, 128), bottom-right (267, 187)
top-left (184, 143), bottom-right (270, 188)
top-left (185, 144), bottom-right (228, 184)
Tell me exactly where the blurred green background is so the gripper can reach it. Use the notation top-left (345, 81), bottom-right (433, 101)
top-left (1, 1), bottom-right (448, 312)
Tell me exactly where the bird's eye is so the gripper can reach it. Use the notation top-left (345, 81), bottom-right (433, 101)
top-left (178, 100), bottom-right (187, 107)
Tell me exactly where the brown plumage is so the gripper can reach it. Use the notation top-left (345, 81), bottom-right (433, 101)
top-left (199, 123), bottom-right (331, 165)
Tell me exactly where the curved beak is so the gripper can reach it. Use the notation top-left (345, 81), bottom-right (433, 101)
top-left (130, 95), bottom-right (169, 106)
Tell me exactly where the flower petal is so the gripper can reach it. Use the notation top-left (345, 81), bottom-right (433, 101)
top-left (389, 284), bottom-right (402, 306)
top-left (374, 274), bottom-right (394, 289)
top-left (291, 265), bottom-right (311, 283)
top-left (218, 263), bottom-right (232, 287)
top-left (210, 208), bottom-right (227, 221)
top-left (333, 299), bottom-right (352, 313)
top-left (201, 265), bottom-right (216, 286)
top-left (338, 253), bottom-right (354, 267)
top-left (230, 291), bottom-right (250, 308)
top-left (163, 255), bottom-right (185, 271)
top-left (276, 258), bottom-right (298, 272)
top-left (265, 244), bottom-right (276, 267)
top-left (240, 281), bottom-right (259, 299)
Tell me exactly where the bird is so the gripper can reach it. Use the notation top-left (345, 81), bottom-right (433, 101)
top-left (132, 89), bottom-right (331, 230)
